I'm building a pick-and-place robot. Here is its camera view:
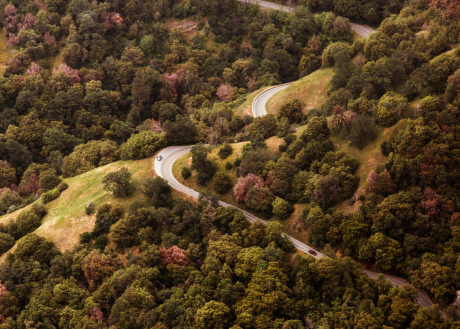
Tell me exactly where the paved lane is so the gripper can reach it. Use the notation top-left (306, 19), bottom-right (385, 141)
top-left (238, 0), bottom-right (375, 38)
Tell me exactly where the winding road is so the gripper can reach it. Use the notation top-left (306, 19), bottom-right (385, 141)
top-left (153, 5), bottom-right (435, 310)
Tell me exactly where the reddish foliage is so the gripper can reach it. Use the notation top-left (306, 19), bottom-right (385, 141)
top-left (421, 199), bottom-right (440, 219)
top-left (265, 171), bottom-right (275, 187)
top-left (53, 64), bottom-right (80, 85)
top-left (423, 187), bottom-right (437, 201)
top-left (429, 0), bottom-right (460, 21)
top-left (4, 3), bottom-right (16, 17)
top-left (102, 12), bottom-right (124, 27)
top-left (44, 32), bottom-right (57, 51)
top-left (7, 33), bottom-right (18, 45)
top-left (440, 124), bottom-right (450, 132)
top-left (160, 246), bottom-right (188, 266)
top-left (26, 62), bottom-right (42, 76)
top-left (367, 169), bottom-right (394, 195)
top-left (10, 184), bottom-right (18, 192)
top-left (83, 250), bottom-right (116, 289)
top-left (7, 52), bottom-right (32, 73)
top-left (217, 83), bottom-right (232, 101)
top-left (23, 13), bottom-right (37, 28)
top-left (21, 173), bottom-right (39, 195)
top-left (90, 306), bottom-right (105, 323)
top-left (233, 174), bottom-right (265, 202)
top-left (0, 315), bottom-right (5, 324)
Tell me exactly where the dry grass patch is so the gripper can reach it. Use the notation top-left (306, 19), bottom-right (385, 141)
top-left (332, 126), bottom-right (394, 213)
top-left (266, 68), bottom-right (333, 115)
top-left (275, 203), bottom-right (309, 242)
top-left (0, 33), bottom-right (15, 76)
top-left (0, 157), bottom-right (156, 260)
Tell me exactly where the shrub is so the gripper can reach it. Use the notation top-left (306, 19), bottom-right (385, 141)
top-left (181, 167), bottom-right (192, 179)
top-left (380, 141), bottom-right (392, 156)
top-left (234, 158), bottom-right (242, 167)
top-left (80, 232), bottom-right (91, 244)
top-left (212, 172), bottom-right (232, 194)
top-left (279, 144), bottom-right (288, 152)
top-left (16, 210), bottom-right (42, 236)
top-left (31, 203), bottom-right (47, 217)
top-left (359, 195), bottom-right (366, 201)
top-left (57, 182), bottom-right (69, 193)
top-left (347, 199), bottom-right (355, 205)
top-left (225, 161), bottom-right (233, 170)
top-left (86, 202), bottom-right (95, 215)
top-left (242, 114), bottom-right (253, 125)
top-left (218, 144), bottom-right (233, 159)
top-left (41, 189), bottom-right (60, 204)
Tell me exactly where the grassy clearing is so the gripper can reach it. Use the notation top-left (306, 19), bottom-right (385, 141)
top-left (266, 68), bottom-right (333, 115)
top-left (0, 157), bottom-right (156, 261)
top-left (331, 125), bottom-right (393, 213)
top-left (233, 86), bottom-right (271, 117)
top-left (0, 33), bottom-right (15, 76)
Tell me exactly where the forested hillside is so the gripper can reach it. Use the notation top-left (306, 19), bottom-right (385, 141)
top-left (1, 0), bottom-right (460, 326)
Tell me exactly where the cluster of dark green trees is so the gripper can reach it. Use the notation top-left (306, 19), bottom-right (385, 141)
top-left (1, 0), bottom-right (460, 324)
top-left (0, 0), bottom-right (356, 215)
top-left (1, 182), bottom-right (459, 328)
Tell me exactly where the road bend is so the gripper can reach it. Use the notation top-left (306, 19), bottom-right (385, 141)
top-left (153, 14), bottom-right (434, 309)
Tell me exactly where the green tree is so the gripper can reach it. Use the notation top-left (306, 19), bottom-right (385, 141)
top-left (102, 167), bottom-right (134, 197)
top-left (376, 93), bottom-right (408, 127)
top-left (120, 131), bottom-right (167, 160)
top-left (276, 99), bottom-right (302, 124)
top-left (0, 232), bottom-right (15, 254)
top-left (272, 197), bottom-right (294, 220)
top-left (195, 301), bottom-right (231, 329)
top-left (212, 172), bottom-right (232, 194)
top-left (0, 161), bottom-right (16, 188)
top-left (139, 177), bottom-right (172, 208)
top-left (301, 117), bottom-right (329, 142)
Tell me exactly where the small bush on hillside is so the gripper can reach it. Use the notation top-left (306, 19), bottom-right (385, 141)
top-left (234, 158), bottom-right (242, 167)
top-left (41, 189), bottom-right (60, 204)
top-left (85, 203), bottom-right (95, 215)
top-left (31, 203), bottom-right (47, 217)
top-left (181, 167), bottom-right (191, 179)
top-left (218, 144), bottom-right (233, 159)
top-left (16, 209), bottom-right (42, 236)
top-left (225, 161), bottom-right (233, 170)
top-left (212, 172), bottom-right (232, 194)
top-left (57, 182), bottom-right (69, 193)
top-left (279, 144), bottom-right (288, 153)
top-left (80, 232), bottom-right (91, 244)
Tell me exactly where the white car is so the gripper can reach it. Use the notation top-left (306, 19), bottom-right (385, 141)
top-left (156, 155), bottom-right (162, 161)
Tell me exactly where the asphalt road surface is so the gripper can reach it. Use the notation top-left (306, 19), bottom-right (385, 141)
top-left (238, 0), bottom-right (375, 38)
top-left (153, 10), bottom-right (434, 308)
top-left (155, 148), bottom-right (434, 307)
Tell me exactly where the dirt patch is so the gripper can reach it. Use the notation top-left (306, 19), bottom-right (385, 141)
top-left (165, 19), bottom-right (200, 37)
